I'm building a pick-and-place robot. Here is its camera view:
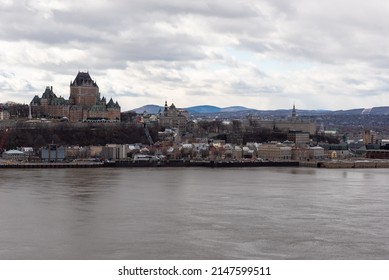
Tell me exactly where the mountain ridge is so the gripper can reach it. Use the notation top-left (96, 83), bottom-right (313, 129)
top-left (129, 105), bottom-right (389, 116)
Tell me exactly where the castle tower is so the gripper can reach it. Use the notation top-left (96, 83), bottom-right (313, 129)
top-left (69, 72), bottom-right (100, 106)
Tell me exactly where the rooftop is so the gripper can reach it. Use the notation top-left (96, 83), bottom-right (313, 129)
top-left (71, 72), bottom-right (98, 87)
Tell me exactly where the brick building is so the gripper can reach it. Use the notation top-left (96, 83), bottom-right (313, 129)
top-left (31, 72), bottom-right (120, 122)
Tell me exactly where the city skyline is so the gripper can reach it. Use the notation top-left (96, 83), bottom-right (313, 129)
top-left (1, 0), bottom-right (389, 112)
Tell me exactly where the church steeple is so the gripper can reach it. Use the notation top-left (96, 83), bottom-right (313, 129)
top-left (292, 104), bottom-right (297, 118)
top-left (164, 100), bottom-right (168, 111)
top-left (164, 100), bottom-right (168, 116)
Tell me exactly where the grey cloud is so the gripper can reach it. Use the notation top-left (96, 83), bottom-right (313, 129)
top-left (231, 80), bottom-right (284, 96)
top-left (0, 71), bottom-right (15, 78)
top-left (1, 0), bottom-right (389, 109)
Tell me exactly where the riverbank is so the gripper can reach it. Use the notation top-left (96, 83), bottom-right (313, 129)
top-left (0, 160), bottom-right (299, 168)
top-left (1, 159), bottom-right (389, 168)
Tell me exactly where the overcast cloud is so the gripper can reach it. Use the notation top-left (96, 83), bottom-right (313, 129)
top-left (1, 0), bottom-right (388, 110)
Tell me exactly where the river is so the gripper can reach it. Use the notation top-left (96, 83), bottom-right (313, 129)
top-left (0, 167), bottom-right (388, 259)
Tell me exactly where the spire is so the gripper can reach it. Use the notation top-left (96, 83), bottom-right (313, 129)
top-left (107, 98), bottom-right (115, 108)
top-left (292, 104), bottom-right (297, 118)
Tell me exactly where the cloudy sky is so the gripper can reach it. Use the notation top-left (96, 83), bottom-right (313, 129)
top-left (1, 0), bottom-right (389, 111)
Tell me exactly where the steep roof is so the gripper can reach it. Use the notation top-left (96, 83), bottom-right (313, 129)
top-left (107, 98), bottom-right (121, 109)
top-left (107, 98), bottom-right (115, 108)
top-left (71, 72), bottom-right (98, 87)
top-left (42, 86), bottom-right (57, 99)
top-left (31, 95), bottom-right (41, 105)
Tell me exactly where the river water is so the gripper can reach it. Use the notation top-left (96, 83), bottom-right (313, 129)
top-left (0, 167), bottom-right (388, 259)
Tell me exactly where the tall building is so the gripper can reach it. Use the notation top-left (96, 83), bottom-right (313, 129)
top-left (31, 72), bottom-right (120, 122)
top-left (363, 130), bottom-right (377, 145)
top-left (70, 72), bottom-right (100, 106)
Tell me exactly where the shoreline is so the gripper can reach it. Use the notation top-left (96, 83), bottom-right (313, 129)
top-left (1, 159), bottom-right (389, 168)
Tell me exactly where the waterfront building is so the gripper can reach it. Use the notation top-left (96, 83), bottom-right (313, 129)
top-left (30, 72), bottom-right (121, 122)
top-left (309, 146), bottom-right (325, 160)
top-left (223, 144), bottom-right (233, 159)
top-left (258, 142), bottom-right (292, 161)
top-left (2, 149), bottom-right (27, 161)
top-left (101, 144), bottom-right (129, 160)
top-left (85, 146), bottom-right (104, 158)
top-left (319, 143), bottom-right (350, 159)
top-left (40, 144), bottom-right (65, 162)
top-left (292, 146), bottom-right (324, 161)
top-left (242, 146), bottom-right (255, 159)
top-left (65, 146), bottom-right (88, 160)
top-left (291, 147), bottom-right (310, 161)
top-left (366, 149), bottom-right (389, 159)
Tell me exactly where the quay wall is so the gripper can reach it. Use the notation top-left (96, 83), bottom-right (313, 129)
top-left (0, 162), bottom-right (104, 168)
top-left (103, 160), bottom-right (300, 168)
top-left (2, 160), bottom-right (389, 169)
top-left (301, 161), bottom-right (389, 168)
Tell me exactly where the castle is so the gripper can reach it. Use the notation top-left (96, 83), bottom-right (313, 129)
top-left (30, 72), bottom-right (120, 122)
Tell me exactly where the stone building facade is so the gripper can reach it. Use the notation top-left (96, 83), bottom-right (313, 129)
top-left (245, 105), bottom-right (316, 135)
top-left (158, 101), bottom-right (189, 132)
top-left (31, 72), bottom-right (120, 122)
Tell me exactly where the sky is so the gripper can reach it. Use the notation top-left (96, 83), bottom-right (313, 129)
top-left (1, 0), bottom-right (389, 111)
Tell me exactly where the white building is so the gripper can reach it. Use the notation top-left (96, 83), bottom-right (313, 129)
top-left (2, 150), bottom-right (27, 161)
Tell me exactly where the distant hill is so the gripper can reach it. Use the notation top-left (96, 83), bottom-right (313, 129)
top-left (330, 107), bottom-right (389, 115)
top-left (370, 106), bottom-right (389, 115)
top-left (133, 104), bottom-right (254, 114)
top-left (132, 105), bottom-right (162, 114)
top-left (221, 106), bottom-right (252, 112)
top-left (331, 108), bottom-right (364, 115)
top-left (130, 104), bottom-right (389, 117)
top-left (186, 105), bottom-right (221, 113)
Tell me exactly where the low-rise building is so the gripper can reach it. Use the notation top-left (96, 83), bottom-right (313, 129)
top-left (0, 110), bottom-right (10, 121)
top-left (101, 144), bottom-right (129, 160)
top-left (309, 146), bottom-right (325, 160)
top-left (2, 149), bottom-right (27, 161)
top-left (366, 150), bottom-right (389, 159)
top-left (258, 142), bottom-right (292, 161)
top-left (40, 144), bottom-right (65, 162)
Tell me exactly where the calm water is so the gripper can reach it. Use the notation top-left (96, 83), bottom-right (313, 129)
top-left (0, 167), bottom-right (388, 259)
